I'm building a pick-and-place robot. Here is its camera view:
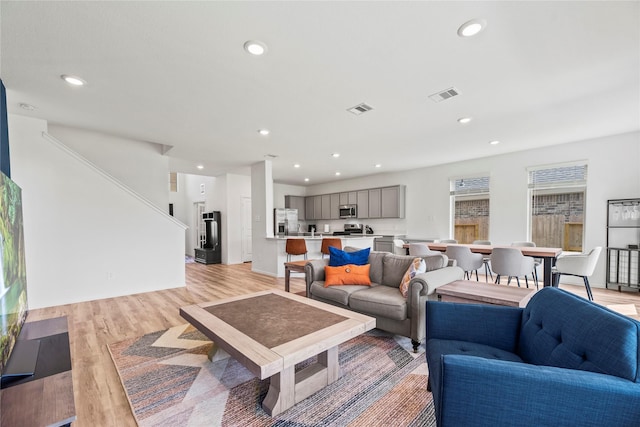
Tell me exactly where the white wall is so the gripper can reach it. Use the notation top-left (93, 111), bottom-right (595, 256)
top-left (48, 124), bottom-right (170, 209)
top-left (9, 114), bottom-right (187, 309)
top-left (302, 132), bottom-right (640, 286)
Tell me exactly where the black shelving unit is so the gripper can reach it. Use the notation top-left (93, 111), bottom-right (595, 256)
top-left (606, 198), bottom-right (640, 291)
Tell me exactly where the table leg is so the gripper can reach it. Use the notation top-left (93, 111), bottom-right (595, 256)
top-left (543, 256), bottom-right (557, 287)
top-left (262, 346), bottom-right (339, 416)
top-left (285, 266), bottom-right (291, 292)
top-left (262, 365), bottom-right (295, 416)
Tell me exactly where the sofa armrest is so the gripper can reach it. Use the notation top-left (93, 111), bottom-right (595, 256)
top-left (410, 266), bottom-right (464, 297)
top-left (439, 355), bottom-right (640, 427)
top-left (426, 301), bottom-right (522, 353)
top-left (304, 258), bottom-right (329, 295)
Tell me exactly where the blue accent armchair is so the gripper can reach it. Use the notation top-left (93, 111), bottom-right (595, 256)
top-left (425, 287), bottom-right (640, 427)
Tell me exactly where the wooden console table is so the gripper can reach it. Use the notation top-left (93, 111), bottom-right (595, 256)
top-left (1, 316), bottom-right (76, 427)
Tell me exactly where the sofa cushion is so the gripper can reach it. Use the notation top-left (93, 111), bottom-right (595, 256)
top-left (329, 246), bottom-right (370, 266)
top-left (310, 281), bottom-right (379, 306)
top-left (367, 251), bottom-right (387, 285)
top-left (399, 258), bottom-right (426, 297)
top-left (381, 254), bottom-right (416, 288)
top-left (349, 286), bottom-right (408, 320)
top-left (324, 264), bottom-right (371, 286)
top-left (427, 339), bottom-right (525, 364)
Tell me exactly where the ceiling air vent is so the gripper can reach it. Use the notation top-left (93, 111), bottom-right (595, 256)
top-left (428, 87), bottom-right (460, 103)
top-left (347, 103), bottom-right (374, 115)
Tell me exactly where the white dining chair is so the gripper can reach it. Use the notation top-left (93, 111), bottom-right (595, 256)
top-left (511, 241), bottom-right (541, 288)
top-left (408, 243), bottom-right (439, 257)
top-left (473, 240), bottom-right (493, 282)
top-left (551, 247), bottom-right (602, 301)
top-left (490, 247), bottom-right (536, 288)
top-left (445, 245), bottom-right (484, 280)
top-left (393, 239), bottom-right (407, 255)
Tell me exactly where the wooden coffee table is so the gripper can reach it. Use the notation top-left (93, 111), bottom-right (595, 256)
top-left (436, 280), bottom-right (536, 307)
top-left (180, 290), bottom-right (375, 416)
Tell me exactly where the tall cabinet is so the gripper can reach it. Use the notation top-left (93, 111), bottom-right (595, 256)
top-left (606, 198), bottom-right (640, 291)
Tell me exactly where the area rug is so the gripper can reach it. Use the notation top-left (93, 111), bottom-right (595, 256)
top-left (108, 325), bottom-right (435, 427)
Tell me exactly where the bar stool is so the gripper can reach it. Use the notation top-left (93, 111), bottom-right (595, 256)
top-left (285, 238), bottom-right (308, 262)
top-left (321, 238), bottom-right (342, 258)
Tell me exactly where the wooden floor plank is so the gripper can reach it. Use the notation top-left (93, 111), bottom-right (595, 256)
top-left (22, 262), bottom-right (640, 426)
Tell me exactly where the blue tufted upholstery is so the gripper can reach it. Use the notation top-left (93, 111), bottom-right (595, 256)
top-left (425, 287), bottom-right (640, 427)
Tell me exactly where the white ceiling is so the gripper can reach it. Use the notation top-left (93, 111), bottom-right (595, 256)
top-left (2, 1), bottom-right (639, 185)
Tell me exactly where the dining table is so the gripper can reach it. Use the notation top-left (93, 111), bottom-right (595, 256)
top-left (407, 242), bottom-right (563, 288)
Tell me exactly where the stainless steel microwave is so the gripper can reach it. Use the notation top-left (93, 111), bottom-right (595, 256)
top-left (339, 204), bottom-right (357, 218)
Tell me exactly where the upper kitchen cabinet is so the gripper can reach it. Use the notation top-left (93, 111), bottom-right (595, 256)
top-left (357, 185), bottom-right (405, 219)
top-left (381, 186), bottom-right (405, 218)
top-left (357, 190), bottom-right (369, 219)
top-left (321, 194), bottom-right (332, 219)
top-left (339, 191), bottom-right (357, 205)
top-left (305, 196), bottom-right (316, 220)
top-left (314, 196), bottom-right (323, 220)
top-left (285, 195), bottom-right (306, 220)
top-left (330, 193), bottom-right (341, 219)
top-left (368, 188), bottom-right (382, 218)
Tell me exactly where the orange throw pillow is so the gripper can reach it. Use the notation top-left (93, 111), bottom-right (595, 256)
top-left (324, 264), bottom-right (371, 287)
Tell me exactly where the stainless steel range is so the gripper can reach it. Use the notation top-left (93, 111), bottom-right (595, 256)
top-left (333, 224), bottom-right (363, 236)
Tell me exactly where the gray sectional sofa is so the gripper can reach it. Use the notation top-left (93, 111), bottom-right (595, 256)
top-left (304, 250), bottom-right (463, 351)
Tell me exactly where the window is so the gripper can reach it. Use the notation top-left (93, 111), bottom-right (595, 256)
top-left (450, 176), bottom-right (490, 243)
top-left (528, 163), bottom-right (587, 251)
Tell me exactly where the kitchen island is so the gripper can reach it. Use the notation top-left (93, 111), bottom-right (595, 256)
top-left (263, 235), bottom-right (380, 277)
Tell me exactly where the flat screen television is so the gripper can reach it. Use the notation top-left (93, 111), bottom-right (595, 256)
top-left (0, 171), bottom-right (29, 381)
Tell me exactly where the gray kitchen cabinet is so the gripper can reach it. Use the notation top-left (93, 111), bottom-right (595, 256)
top-left (285, 195), bottom-right (306, 220)
top-left (314, 196), bottom-right (323, 220)
top-left (357, 190), bottom-right (369, 218)
top-left (321, 194), bottom-right (331, 219)
top-left (368, 188), bottom-right (381, 218)
top-left (339, 191), bottom-right (357, 205)
top-left (305, 196), bottom-right (315, 220)
top-left (381, 186), bottom-right (405, 218)
top-left (330, 193), bottom-right (340, 219)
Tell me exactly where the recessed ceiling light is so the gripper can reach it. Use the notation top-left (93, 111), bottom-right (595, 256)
top-left (304, 178), bottom-right (310, 182)
top-left (332, 153), bottom-right (340, 158)
top-left (457, 19), bottom-right (486, 37)
top-left (61, 74), bottom-right (86, 86)
top-left (293, 163), bottom-right (300, 168)
top-left (19, 103), bottom-right (36, 111)
top-left (457, 117), bottom-right (472, 124)
top-left (244, 40), bottom-right (267, 56)
top-left (375, 164), bottom-right (382, 168)
top-left (258, 129), bottom-right (270, 136)
top-left (335, 172), bottom-right (341, 176)
top-left (489, 140), bottom-right (500, 145)
top-left (197, 165), bottom-right (204, 169)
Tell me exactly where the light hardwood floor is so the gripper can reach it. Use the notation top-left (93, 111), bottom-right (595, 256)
top-left (23, 262), bottom-right (640, 427)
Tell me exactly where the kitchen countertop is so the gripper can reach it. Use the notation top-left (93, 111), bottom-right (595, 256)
top-left (267, 235), bottom-right (382, 240)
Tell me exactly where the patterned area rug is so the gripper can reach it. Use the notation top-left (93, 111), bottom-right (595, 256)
top-left (108, 325), bottom-right (435, 426)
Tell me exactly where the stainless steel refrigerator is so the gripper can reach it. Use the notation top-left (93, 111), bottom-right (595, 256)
top-left (274, 208), bottom-right (299, 236)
